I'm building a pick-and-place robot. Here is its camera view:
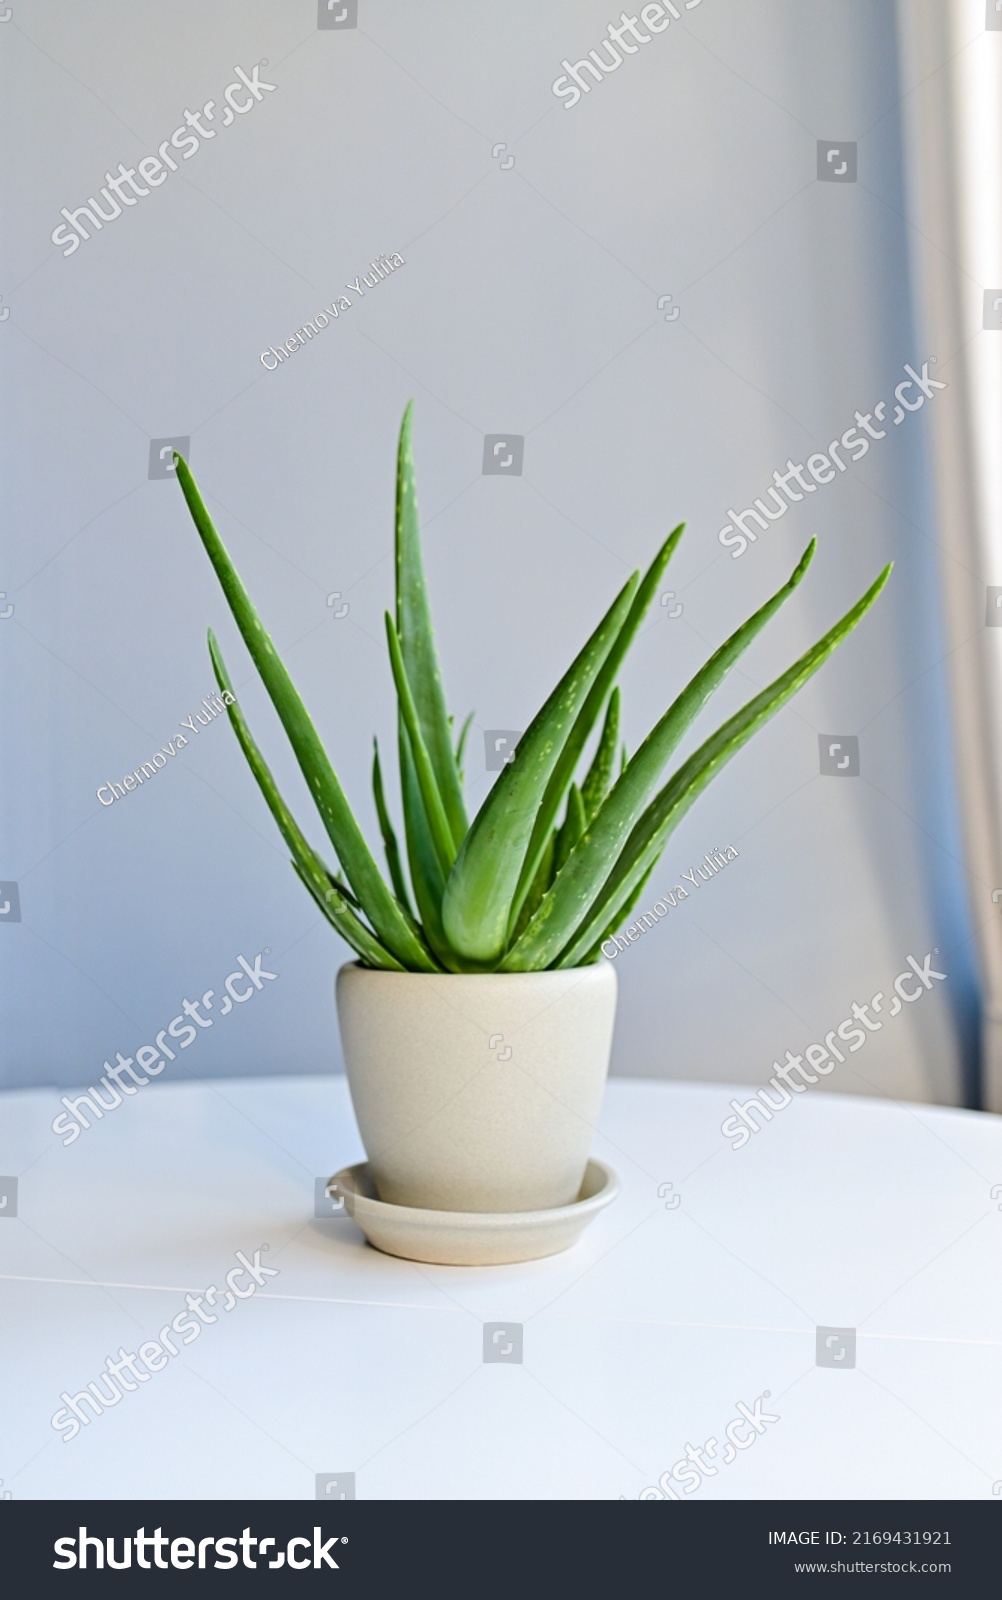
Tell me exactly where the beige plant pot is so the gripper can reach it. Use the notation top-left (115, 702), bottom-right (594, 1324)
top-left (335, 960), bottom-right (618, 1213)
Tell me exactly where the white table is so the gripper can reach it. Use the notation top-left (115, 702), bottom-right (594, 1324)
top-left (1, 1076), bottom-right (1000, 1501)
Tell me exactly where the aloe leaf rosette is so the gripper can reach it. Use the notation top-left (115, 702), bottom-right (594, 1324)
top-left (173, 408), bottom-right (890, 973)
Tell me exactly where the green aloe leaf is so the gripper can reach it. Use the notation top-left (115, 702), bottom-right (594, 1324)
top-left (174, 455), bottom-right (435, 972)
top-left (578, 858), bottom-right (658, 966)
top-left (580, 687), bottom-right (620, 824)
top-left (181, 407), bottom-right (892, 980)
top-left (553, 784), bottom-right (586, 876)
top-left (503, 540), bottom-right (817, 970)
top-left (508, 832), bottom-right (556, 945)
top-left (385, 612), bottom-right (456, 877)
top-left (290, 861), bottom-right (405, 970)
top-left (207, 631), bottom-right (406, 971)
top-left (397, 733), bottom-right (463, 970)
top-left (372, 738), bottom-right (413, 915)
top-left (399, 720), bottom-right (473, 969)
top-left (454, 711), bottom-right (474, 782)
top-left (507, 524), bottom-right (684, 937)
top-left (395, 403), bottom-right (467, 849)
top-left (441, 570), bottom-right (641, 964)
top-left (554, 562), bottom-right (893, 969)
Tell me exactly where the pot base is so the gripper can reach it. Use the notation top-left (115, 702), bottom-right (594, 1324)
top-left (325, 1159), bottom-right (619, 1266)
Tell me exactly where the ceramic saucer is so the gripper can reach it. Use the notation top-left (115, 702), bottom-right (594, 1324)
top-left (325, 1159), bottom-right (619, 1266)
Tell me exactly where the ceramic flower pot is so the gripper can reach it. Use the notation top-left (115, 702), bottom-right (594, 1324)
top-left (335, 960), bottom-right (617, 1213)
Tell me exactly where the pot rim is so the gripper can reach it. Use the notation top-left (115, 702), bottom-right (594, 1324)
top-left (337, 958), bottom-right (615, 980)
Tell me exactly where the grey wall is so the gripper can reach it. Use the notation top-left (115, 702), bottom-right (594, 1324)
top-left (0, 0), bottom-right (978, 1102)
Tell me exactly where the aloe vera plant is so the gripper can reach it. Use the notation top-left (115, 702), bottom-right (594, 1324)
top-left (174, 406), bottom-right (890, 974)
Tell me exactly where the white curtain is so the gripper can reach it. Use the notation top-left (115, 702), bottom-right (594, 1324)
top-left (898, 0), bottom-right (1002, 1110)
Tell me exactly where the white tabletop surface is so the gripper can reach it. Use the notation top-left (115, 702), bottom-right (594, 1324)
top-left (1, 1074), bottom-right (1000, 1502)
